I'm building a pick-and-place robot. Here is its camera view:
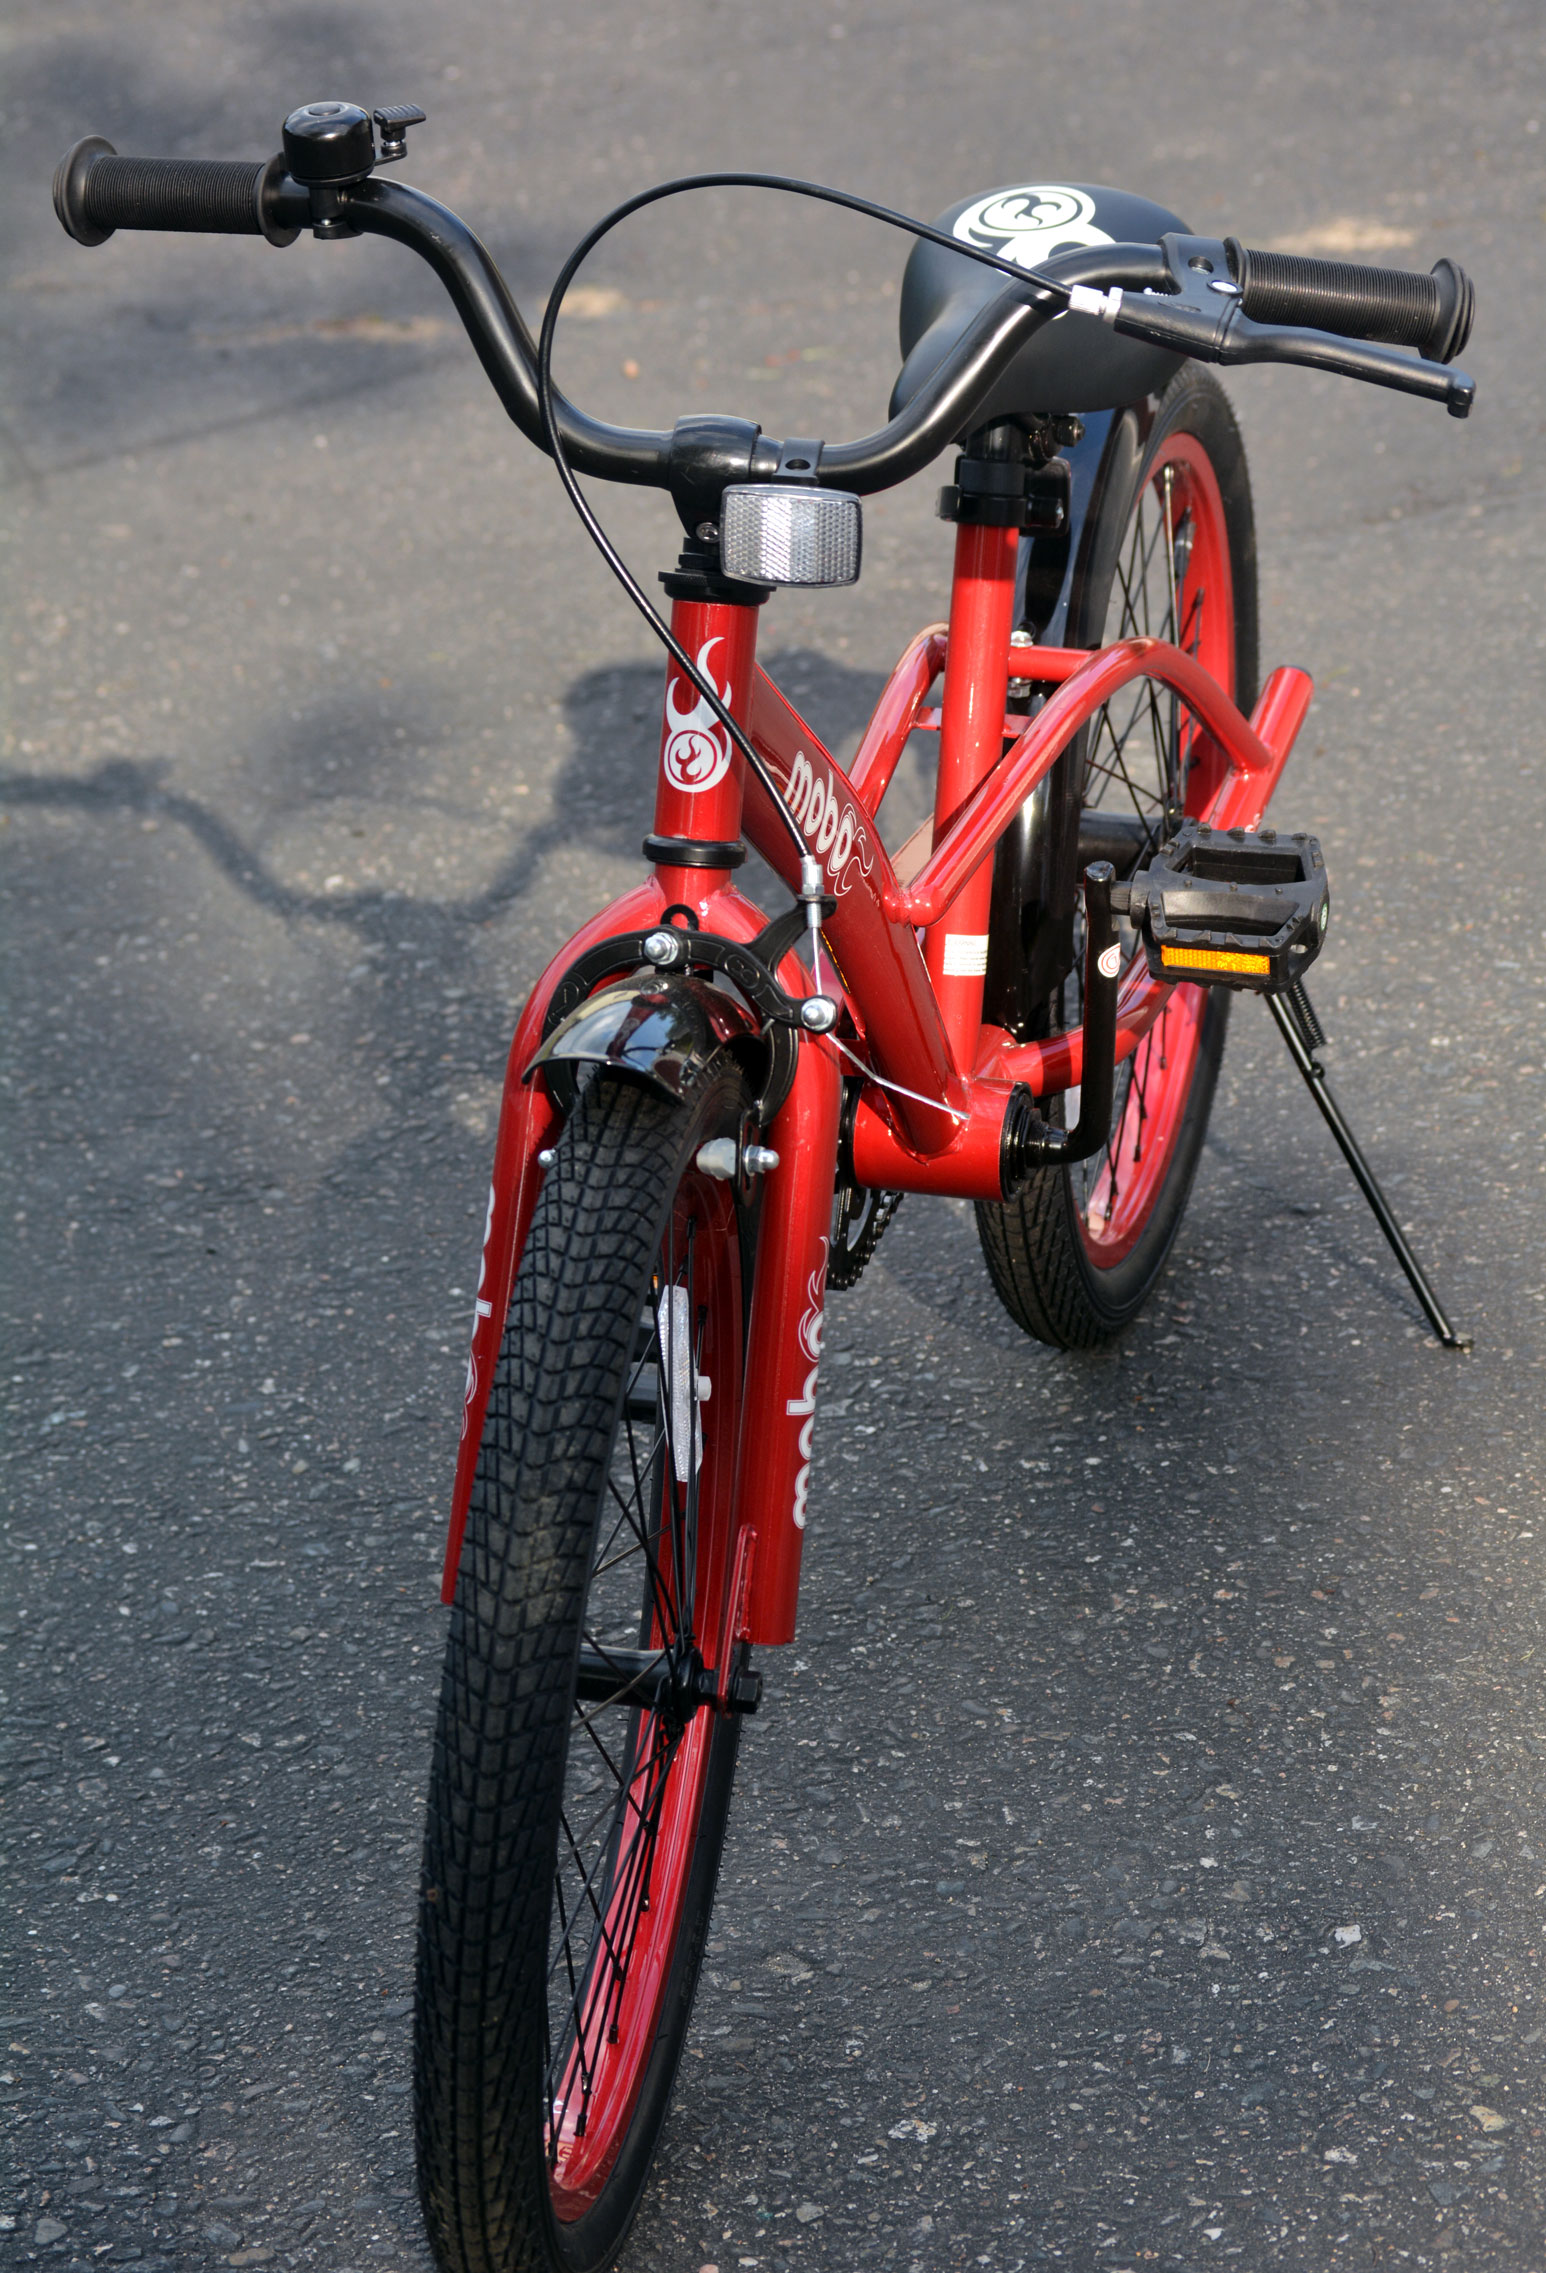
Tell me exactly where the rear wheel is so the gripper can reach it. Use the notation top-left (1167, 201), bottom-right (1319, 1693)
top-left (415, 1064), bottom-right (755, 2273)
top-left (978, 369), bottom-right (1257, 1346)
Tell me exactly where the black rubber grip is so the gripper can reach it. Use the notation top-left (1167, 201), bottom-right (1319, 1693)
top-left (1225, 241), bottom-right (1474, 365)
top-left (52, 138), bottom-right (300, 246)
top-left (84, 154), bottom-right (264, 234)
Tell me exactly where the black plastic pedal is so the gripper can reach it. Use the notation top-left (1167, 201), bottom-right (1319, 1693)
top-left (1122, 821), bottom-right (1329, 992)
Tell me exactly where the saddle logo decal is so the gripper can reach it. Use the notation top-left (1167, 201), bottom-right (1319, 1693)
top-left (953, 184), bottom-right (1112, 269)
top-left (784, 1240), bottom-right (829, 1532)
top-left (662, 637), bottom-right (734, 795)
top-left (786, 748), bottom-right (874, 896)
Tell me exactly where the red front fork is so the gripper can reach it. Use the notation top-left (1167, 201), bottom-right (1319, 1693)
top-left (728, 1036), bottom-right (841, 1644)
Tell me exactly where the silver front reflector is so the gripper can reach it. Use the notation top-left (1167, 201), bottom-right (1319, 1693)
top-left (719, 484), bottom-right (862, 588)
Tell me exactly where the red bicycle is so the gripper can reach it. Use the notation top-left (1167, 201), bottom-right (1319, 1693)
top-left (56, 101), bottom-right (1476, 2273)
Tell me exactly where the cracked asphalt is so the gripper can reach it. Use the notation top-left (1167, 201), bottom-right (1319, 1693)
top-left (3, 3), bottom-right (1544, 2270)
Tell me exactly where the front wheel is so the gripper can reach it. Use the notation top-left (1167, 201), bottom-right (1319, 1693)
top-left (415, 1064), bottom-right (756, 2273)
top-left (978, 368), bottom-right (1256, 1346)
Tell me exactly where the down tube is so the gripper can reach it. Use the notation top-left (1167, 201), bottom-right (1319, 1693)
top-left (732, 1030), bottom-right (842, 1647)
top-left (744, 669), bottom-right (965, 1152)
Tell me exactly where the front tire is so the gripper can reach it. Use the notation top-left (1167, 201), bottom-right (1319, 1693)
top-left (978, 368), bottom-right (1257, 1346)
top-left (415, 1064), bottom-right (755, 2273)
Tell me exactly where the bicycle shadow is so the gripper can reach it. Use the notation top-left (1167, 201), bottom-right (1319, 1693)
top-left (869, 1106), bottom-right (1439, 1360)
top-left (0, 642), bottom-right (899, 1114)
top-left (554, 644), bottom-right (898, 910)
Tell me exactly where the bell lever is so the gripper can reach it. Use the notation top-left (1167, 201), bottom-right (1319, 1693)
top-left (372, 105), bottom-right (427, 163)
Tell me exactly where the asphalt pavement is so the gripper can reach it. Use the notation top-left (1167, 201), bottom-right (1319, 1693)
top-left (4, 3), bottom-right (1545, 2269)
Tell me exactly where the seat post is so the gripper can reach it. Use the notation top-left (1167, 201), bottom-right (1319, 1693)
top-left (925, 424), bottom-right (1023, 1071)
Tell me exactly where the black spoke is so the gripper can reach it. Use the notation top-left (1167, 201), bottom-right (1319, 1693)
top-left (602, 1470), bottom-right (676, 1642)
top-left (534, 1143), bottom-right (736, 2178)
top-left (544, 1714), bottom-right (683, 2140)
top-left (593, 1421), bottom-right (664, 1583)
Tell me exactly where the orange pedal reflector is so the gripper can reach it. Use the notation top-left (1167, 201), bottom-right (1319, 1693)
top-left (1160, 944), bottom-right (1272, 977)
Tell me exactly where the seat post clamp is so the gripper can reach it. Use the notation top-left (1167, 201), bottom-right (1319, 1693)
top-left (938, 453), bottom-right (1070, 533)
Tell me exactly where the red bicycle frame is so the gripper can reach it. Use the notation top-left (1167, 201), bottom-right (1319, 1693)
top-left (443, 536), bottom-right (1312, 1650)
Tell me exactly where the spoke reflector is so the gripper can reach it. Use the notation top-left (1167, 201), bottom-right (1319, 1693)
top-left (656, 1285), bottom-right (700, 1484)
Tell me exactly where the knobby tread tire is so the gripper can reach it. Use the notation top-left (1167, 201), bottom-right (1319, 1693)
top-left (976, 367), bottom-right (1254, 1348)
top-left (976, 991), bottom-right (1229, 1349)
top-left (415, 1069), bottom-right (744, 2273)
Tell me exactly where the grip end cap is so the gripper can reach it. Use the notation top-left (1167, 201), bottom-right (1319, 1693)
top-left (53, 135), bottom-right (117, 245)
top-left (1429, 256), bottom-right (1475, 365)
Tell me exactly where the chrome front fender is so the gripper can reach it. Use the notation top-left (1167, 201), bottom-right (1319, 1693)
top-left (525, 973), bottom-right (759, 1107)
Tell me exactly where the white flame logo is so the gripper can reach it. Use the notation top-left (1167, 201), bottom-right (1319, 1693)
top-left (785, 1238), bottom-right (829, 1532)
top-left (797, 1245), bottom-right (827, 1364)
top-left (953, 185), bottom-right (1112, 271)
top-left (662, 636), bottom-right (734, 795)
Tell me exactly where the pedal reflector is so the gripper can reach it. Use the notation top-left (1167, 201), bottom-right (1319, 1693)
top-left (1159, 944), bottom-right (1273, 977)
top-left (1126, 822), bottom-right (1329, 994)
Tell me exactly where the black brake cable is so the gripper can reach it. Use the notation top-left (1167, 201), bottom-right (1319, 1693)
top-left (533, 170), bottom-right (1073, 893)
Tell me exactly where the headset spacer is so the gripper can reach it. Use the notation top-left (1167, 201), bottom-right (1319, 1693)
top-left (643, 834), bottom-right (747, 869)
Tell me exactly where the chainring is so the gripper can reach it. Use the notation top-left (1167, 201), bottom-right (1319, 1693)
top-left (827, 1181), bottom-right (904, 1291)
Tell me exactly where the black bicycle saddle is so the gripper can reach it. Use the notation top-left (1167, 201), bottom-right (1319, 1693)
top-left (892, 181), bottom-right (1189, 425)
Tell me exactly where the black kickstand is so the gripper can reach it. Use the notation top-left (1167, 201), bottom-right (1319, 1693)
top-left (1266, 981), bottom-right (1472, 1351)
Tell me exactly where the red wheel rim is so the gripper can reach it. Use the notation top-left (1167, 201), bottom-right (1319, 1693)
top-left (1074, 431), bottom-right (1235, 1269)
top-left (544, 1169), bottom-right (742, 2220)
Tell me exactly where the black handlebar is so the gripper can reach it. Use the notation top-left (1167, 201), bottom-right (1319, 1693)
top-left (348, 178), bottom-right (671, 486)
top-left (52, 123), bottom-right (1479, 492)
top-left (347, 184), bottom-right (1172, 497)
top-left (1225, 241), bottom-right (1473, 366)
top-left (1073, 231), bottom-right (1476, 420)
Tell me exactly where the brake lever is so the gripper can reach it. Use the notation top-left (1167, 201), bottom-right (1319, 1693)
top-left (1067, 232), bottom-right (1476, 418)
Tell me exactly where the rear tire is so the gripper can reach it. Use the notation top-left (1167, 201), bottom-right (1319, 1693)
top-left (977, 368), bottom-right (1256, 1346)
top-left (415, 1064), bottom-right (755, 2273)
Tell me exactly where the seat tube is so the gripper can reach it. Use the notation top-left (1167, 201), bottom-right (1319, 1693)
top-left (925, 518), bottom-right (1019, 1064)
top-left (649, 594), bottom-right (761, 921)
